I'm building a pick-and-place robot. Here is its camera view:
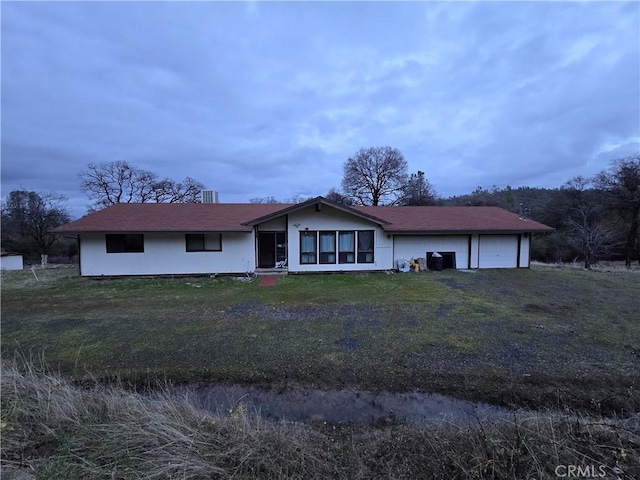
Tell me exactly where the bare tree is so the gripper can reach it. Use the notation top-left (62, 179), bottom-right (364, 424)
top-left (341, 147), bottom-right (408, 206)
top-left (80, 161), bottom-right (150, 208)
top-left (284, 194), bottom-right (314, 204)
top-left (399, 170), bottom-right (438, 206)
top-left (80, 161), bottom-right (206, 210)
top-left (594, 155), bottom-right (640, 268)
top-left (149, 177), bottom-right (204, 203)
top-left (249, 196), bottom-right (280, 204)
top-left (561, 177), bottom-right (618, 269)
top-left (1, 190), bottom-right (70, 257)
top-left (564, 206), bottom-right (618, 269)
top-left (325, 188), bottom-right (354, 206)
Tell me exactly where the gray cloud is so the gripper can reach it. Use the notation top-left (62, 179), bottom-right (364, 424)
top-left (2, 1), bottom-right (638, 216)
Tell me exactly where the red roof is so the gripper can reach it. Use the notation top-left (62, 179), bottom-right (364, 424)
top-left (354, 205), bottom-right (553, 233)
top-left (52, 203), bottom-right (292, 233)
top-left (53, 199), bottom-right (553, 234)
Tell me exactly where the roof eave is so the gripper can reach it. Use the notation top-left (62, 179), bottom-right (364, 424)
top-left (385, 228), bottom-right (555, 235)
top-left (51, 228), bottom-right (254, 234)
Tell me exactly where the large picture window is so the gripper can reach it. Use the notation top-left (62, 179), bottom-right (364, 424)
top-left (338, 231), bottom-right (355, 264)
top-left (300, 230), bottom-right (374, 265)
top-left (319, 231), bottom-right (336, 264)
top-left (300, 231), bottom-right (317, 264)
top-left (186, 233), bottom-right (222, 252)
top-left (106, 234), bottom-right (144, 253)
top-left (357, 230), bottom-right (374, 263)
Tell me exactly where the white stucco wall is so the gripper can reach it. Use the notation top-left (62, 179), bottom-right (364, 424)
top-left (470, 234), bottom-right (480, 268)
top-left (257, 217), bottom-right (287, 231)
top-left (285, 206), bottom-right (393, 272)
top-left (519, 234), bottom-right (530, 268)
top-left (79, 232), bottom-right (255, 276)
top-left (77, 217), bottom-right (534, 276)
top-left (0, 255), bottom-right (24, 270)
top-left (393, 235), bottom-right (470, 269)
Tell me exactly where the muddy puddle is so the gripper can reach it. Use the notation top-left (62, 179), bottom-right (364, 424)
top-left (173, 384), bottom-right (510, 425)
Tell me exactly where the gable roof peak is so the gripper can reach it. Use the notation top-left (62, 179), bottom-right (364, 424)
top-left (242, 195), bottom-right (391, 226)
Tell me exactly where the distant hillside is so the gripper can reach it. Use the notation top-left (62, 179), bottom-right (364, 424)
top-left (443, 186), bottom-right (558, 222)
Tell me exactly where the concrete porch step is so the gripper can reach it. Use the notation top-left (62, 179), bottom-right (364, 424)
top-left (255, 268), bottom-right (288, 276)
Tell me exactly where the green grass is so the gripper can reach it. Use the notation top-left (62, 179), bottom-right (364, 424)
top-left (2, 265), bottom-right (639, 414)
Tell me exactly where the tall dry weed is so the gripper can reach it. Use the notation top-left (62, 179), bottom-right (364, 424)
top-left (1, 357), bottom-right (638, 479)
top-left (0, 357), bottom-right (334, 479)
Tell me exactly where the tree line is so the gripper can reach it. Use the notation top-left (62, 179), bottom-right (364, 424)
top-left (1, 161), bottom-right (206, 263)
top-left (2, 152), bottom-right (639, 268)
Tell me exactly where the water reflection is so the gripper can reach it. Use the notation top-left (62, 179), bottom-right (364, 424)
top-left (174, 384), bottom-right (510, 425)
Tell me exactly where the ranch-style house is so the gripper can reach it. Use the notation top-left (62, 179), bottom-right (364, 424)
top-left (52, 196), bottom-right (553, 276)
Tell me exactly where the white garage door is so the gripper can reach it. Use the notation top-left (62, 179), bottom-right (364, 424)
top-left (479, 235), bottom-right (518, 268)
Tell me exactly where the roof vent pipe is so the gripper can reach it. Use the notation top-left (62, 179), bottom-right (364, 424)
top-left (518, 203), bottom-right (528, 221)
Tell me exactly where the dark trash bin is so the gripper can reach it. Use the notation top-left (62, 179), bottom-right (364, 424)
top-left (430, 256), bottom-right (443, 271)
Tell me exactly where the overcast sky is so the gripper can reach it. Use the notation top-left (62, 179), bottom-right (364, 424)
top-left (2, 1), bottom-right (639, 218)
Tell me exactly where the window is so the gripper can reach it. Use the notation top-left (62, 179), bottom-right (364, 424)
top-left (301, 230), bottom-right (373, 265)
top-left (338, 231), bottom-right (355, 263)
top-left (276, 232), bottom-right (287, 264)
top-left (319, 231), bottom-right (336, 264)
top-left (357, 230), bottom-right (374, 263)
top-left (106, 234), bottom-right (144, 253)
top-left (186, 233), bottom-right (222, 252)
top-left (300, 231), bottom-right (317, 264)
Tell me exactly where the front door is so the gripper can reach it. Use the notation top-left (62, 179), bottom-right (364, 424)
top-left (258, 232), bottom-right (276, 268)
top-left (258, 232), bottom-right (286, 268)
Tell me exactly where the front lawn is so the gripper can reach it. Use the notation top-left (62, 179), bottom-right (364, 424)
top-left (2, 265), bottom-right (639, 414)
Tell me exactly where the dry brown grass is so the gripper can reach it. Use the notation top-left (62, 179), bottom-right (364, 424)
top-left (531, 259), bottom-right (640, 273)
top-left (2, 358), bottom-right (638, 480)
top-left (0, 356), bottom-right (335, 480)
